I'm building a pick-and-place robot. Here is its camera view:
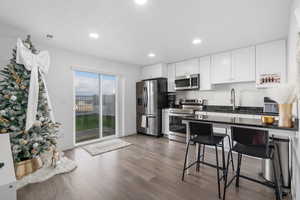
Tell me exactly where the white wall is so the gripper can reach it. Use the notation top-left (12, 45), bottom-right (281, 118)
top-left (288, 0), bottom-right (300, 199)
top-left (288, 0), bottom-right (300, 84)
top-left (177, 82), bottom-right (269, 107)
top-left (0, 24), bottom-right (140, 151)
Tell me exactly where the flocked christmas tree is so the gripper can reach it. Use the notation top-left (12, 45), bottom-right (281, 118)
top-left (0, 36), bottom-right (60, 163)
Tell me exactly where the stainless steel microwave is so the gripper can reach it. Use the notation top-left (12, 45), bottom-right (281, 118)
top-left (174, 74), bottom-right (200, 91)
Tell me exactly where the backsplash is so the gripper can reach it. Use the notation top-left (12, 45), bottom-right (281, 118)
top-left (176, 82), bottom-right (271, 107)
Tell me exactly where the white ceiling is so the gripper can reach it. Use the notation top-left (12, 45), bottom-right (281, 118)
top-left (0, 0), bottom-right (292, 66)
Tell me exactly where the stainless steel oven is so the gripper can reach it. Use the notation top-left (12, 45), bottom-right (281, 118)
top-left (168, 109), bottom-right (194, 143)
top-left (175, 74), bottom-right (200, 91)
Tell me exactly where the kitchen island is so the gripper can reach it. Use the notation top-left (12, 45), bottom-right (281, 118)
top-left (182, 114), bottom-right (299, 196)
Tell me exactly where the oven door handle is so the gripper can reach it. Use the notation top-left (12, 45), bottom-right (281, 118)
top-left (169, 113), bottom-right (194, 117)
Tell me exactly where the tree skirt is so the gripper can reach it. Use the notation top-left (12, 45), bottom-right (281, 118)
top-left (16, 156), bottom-right (77, 189)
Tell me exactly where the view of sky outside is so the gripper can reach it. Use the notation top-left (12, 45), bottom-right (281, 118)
top-left (75, 71), bottom-right (116, 96)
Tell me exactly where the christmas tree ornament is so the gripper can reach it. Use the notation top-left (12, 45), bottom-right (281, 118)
top-left (0, 129), bottom-right (7, 133)
top-left (16, 38), bottom-right (55, 131)
top-left (0, 116), bottom-right (9, 123)
top-left (10, 95), bottom-right (17, 101)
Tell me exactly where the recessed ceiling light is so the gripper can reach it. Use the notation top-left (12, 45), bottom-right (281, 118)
top-left (148, 53), bottom-right (156, 58)
top-left (134, 0), bottom-right (148, 5)
top-left (89, 33), bottom-right (99, 39)
top-left (46, 34), bottom-right (54, 39)
top-left (192, 38), bottom-right (202, 45)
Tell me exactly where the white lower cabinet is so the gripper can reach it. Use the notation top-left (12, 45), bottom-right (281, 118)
top-left (162, 109), bottom-right (169, 135)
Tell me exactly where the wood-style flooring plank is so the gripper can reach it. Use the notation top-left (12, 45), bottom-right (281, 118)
top-left (18, 134), bottom-right (277, 200)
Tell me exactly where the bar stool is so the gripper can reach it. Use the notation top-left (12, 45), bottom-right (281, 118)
top-left (182, 122), bottom-right (227, 199)
top-left (201, 128), bottom-right (235, 171)
top-left (223, 127), bottom-right (282, 200)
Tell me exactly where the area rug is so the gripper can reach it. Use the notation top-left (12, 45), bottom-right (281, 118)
top-left (82, 139), bottom-right (131, 156)
top-left (16, 156), bottom-right (77, 189)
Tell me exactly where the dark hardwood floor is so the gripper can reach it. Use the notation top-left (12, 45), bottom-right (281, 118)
top-left (18, 134), bottom-right (276, 200)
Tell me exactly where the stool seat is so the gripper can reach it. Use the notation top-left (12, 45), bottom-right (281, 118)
top-left (214, 132), bottom-right (227, 137)
top-left (191, 135), bottom-right (224, 146)
top-left (232, 144), bottom-right (271, 159)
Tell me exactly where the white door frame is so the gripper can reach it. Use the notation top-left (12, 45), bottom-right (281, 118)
top-left (72, 68), bottom-right (119, 146)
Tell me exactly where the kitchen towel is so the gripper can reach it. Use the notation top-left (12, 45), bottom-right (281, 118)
top-left (141, 115), bottom-right (147, 128)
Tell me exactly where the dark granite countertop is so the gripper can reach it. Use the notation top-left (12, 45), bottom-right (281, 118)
top-left (182, 115), bottom-right (298, 132)
top-left (202, 106), bottom-right (279, 116)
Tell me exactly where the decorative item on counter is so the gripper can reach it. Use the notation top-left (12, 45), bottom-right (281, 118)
top-left (259, 73), bottom-right (281, 85)
top-left (261, 116), bottom-right (275, 125)
top-left (0, 162), bottom-right (4, 169)
top-left (267, 84), bottom-right (299, 128)
top-left (278, 104), bottom-right (293, 128)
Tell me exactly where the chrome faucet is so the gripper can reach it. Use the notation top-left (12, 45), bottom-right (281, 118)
top-left (230, 88), bottom-right (236, 111)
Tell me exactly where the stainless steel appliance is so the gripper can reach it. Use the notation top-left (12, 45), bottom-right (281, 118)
top-left (168, 108), bottom-right (194, 143)
top-left (264, 97), bottom-right (279, 114)
top-left (167, 92), bottom-right (176, 108)
top-left (261, 137), bottom-right (290, 189)
top-left (168, 99), bottom-right (207, 143)
top-left (136, 78), bottom-right (167, 136)
top-left (175, 74), bottom-right (200, 91)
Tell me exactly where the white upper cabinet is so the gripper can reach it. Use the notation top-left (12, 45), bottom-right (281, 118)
top-left (141, 63), bottom-right (167, 80)
top-left (211, 52), bottom-right (232, 84)
top-left (231, 46), bottom-right (255, 82)
top-left (175, 59), bottom-right (199, 77)
top-left (255, 40), bottom-right (286, 88)
top-left (211, 46), bottom-right (256, 84)
top-left (199, 56), bottom-right (212, 90)
top-left (167, 63), bottom-right (176, 92)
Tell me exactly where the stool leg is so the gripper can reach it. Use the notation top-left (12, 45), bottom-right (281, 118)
top-left (196, 143), bottom-right (201, 172)
top-left (221, 140), bottom-right (226, 172)
top-left (202, 144), bottom-right (206, 161)
top-left (182, 140), bottom-right (191, 181)
top-left (227, 136), bottom-right (235, 171)
top-left (223, 149), bottom-right (232, 200)
top-left (215, 145), bottom-right (221, 199)
top-left (275, 143), bottom-right (284, 187)
top-left (272, 150), bottom-right (282, 200)
top-left (236, 153), bottom-right (242, 187)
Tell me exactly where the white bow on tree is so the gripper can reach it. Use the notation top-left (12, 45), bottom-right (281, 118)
top-left (16, 38), bottom-right (55, 131)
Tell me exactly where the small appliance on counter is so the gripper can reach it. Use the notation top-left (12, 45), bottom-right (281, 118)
top-left (174, 74), bottom-right (200, 91)
top-left (263, 97), bottom-right (279, 114)
top-left (167, 92), bottom-right (176, 108)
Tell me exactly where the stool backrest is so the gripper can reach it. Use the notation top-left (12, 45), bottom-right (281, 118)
top-left (231, 127), bottom-right (269, 148)
top-left (189, 122), bottom-right (213, 137)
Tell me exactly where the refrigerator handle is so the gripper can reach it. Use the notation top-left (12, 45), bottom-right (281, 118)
top-left (145, 86), bottom-right (148, 108)
top-left (143, 87), bottom-right (146, 108)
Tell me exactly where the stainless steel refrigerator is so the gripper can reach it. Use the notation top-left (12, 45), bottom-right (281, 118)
top-left (136, 78), bottom-right (167, 136)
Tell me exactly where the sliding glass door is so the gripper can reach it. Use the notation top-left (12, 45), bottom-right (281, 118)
top-left (101, 75), bottom-right (116, 137)
top-left (75, 71), bottom-right (116, 143)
